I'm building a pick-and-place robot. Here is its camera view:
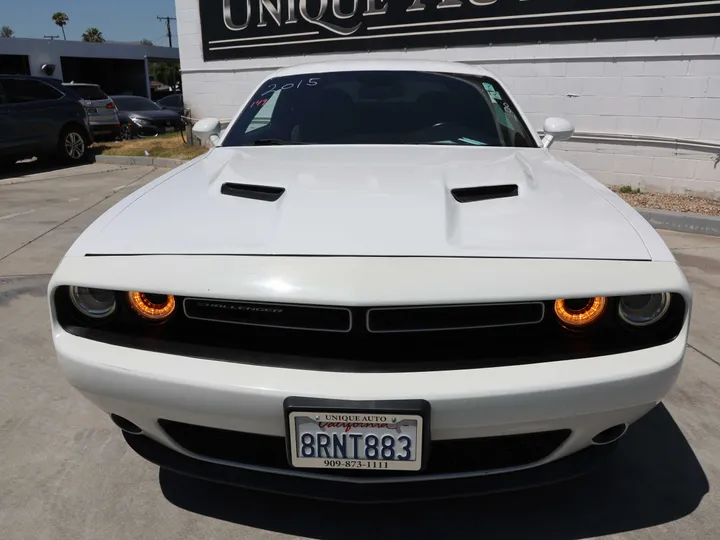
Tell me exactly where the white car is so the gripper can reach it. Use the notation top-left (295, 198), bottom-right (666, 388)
top-left (49, 60), bottom-right (691, 502)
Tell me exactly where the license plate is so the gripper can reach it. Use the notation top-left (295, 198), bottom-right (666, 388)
top-left (86, 107), bottom-right (98, 114)
top-left (287, 409), bottom-right (425, 471)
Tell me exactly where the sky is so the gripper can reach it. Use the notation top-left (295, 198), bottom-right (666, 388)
top-left (1, 0), bottom-right (178, 44)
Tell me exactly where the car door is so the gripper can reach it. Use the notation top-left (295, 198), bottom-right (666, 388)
top-left (0, 81), bottom-right (16, 153)
top-left (3, 78), bottom-right (66, 150)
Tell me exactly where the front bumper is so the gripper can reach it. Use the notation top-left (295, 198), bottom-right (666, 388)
top-left (54, 328), bottom-right (686, 493)
top-left (124, 430), bottom-right (619, 502)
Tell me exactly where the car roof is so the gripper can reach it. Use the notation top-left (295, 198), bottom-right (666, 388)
top-left (109, 95), bottom-right (150, 100)
top-left (0, 74), bottom-right (63, 83)
top-left (273, 59), bottom-right (494, 78)
top-left (63, 82), bottom-right (100, 87)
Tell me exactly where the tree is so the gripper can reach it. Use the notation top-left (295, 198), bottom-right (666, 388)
top-left (0, 26), bottom-right (14, 38)
top-left (81, 28), bottom-right (105, 43)
top-left (140, 38), bottom-right (153, 46)
top-left (52, 12), bottom-right (69, 40)
top-left (149, 61), bottom-right (180, 87)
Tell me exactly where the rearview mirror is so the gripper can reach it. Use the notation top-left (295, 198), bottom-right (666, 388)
top-left (542, 117), bottom-right (575, 148)
top-left (193, 117), bottom-right (222, 146)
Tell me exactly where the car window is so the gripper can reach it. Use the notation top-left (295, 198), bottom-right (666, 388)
top-left (112, 97), bottom-right (161, 111)
top-left (159, 95), bottom-right (181, 107)
top-left (3, 79), bottom-right (64, 104)
top-left (67, 85), bottom-right (108, 101)
top-left (0, 82), bottom-right (6, 105)
top-left (222, 71), bottom-right (536, 148)
top-left (245, 91), bottom-right (280, 134)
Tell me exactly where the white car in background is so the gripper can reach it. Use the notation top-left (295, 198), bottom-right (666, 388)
top-left (49, 60), bottom-right (691, 502)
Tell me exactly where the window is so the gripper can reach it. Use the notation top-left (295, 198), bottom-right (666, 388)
top-left (159, 94), bottom-right (182, 107)
top-left (112, 97), bottom-right (161, 111)
top-left (66, 84), bottom-right (108, 101)
top-left (3, 79), bottom-right (63, 104)
top-left (222, 71), bottom-right (536, 148)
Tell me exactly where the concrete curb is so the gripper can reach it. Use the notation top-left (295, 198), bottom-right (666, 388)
top-left (94, 155), bottom-right (187, 168)
top-left (639, 208), bottom-right (720, 237)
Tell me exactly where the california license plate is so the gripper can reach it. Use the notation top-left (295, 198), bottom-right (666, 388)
top-left (286, 400), bottom-right (428, 472)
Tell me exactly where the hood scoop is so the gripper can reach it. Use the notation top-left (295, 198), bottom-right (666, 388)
top-left (221, 183), bottom-right (285, 202)
top-left (451, 184), bottom-right (518, 203)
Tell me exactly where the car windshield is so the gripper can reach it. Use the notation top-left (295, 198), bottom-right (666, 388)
top-left (222, 70), bottom-right (536, 148)
top-left (113, 97), bottom-right (160, 111)
top-left (67, 85), bottom-right (107, 101)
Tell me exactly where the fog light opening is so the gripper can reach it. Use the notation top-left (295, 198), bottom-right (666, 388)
top-left (592, 424), bottom-right (627, 445)
top-left (110, 414), bottom-right (143, 435)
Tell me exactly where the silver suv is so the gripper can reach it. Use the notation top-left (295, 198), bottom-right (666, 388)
top-left (62, 83), bottom-right (120, 140)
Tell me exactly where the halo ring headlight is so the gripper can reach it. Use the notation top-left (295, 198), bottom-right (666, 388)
top-left (69, 287), bottom-right (116, 319)
top-left (554, 297), bottom-right (607, 328)
top-left (618, 293), bottom-right (671, 327)
top-left (127, 292), bottom-right (176, 321)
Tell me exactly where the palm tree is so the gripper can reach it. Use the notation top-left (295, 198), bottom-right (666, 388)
top-left (81, 28), bottom-right (105, 43)
top-left (0, 26), bottom-right (14, 38)
top-left (52, 12), bottom-right (69, 40)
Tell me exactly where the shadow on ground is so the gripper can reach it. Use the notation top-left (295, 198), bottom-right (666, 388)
top-left (159, 404), bottom-right (708, 539)
top-left (0, 158), bottom-right (96, 181)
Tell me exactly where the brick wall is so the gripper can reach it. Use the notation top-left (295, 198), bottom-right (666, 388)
top-left (175, 0), bottom-right (720, 196)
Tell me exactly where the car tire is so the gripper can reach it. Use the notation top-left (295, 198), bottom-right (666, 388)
top-left (119, 125), bottom-right (134, 141)
top-left (58, 126), bottom-right (90, 163)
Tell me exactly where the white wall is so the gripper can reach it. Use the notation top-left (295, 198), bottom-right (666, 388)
top-left (175, 0), bottom-right (720, 196)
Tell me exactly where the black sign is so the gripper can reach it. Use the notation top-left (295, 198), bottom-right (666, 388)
top-left (200, 0), bottom-right (720, 61)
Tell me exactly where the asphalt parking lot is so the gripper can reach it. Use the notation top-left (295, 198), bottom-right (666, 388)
top-left (1, 162), bottom-right (719, 540)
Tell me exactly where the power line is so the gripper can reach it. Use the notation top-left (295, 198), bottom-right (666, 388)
top-left (156, 15), bottom-right (176, 48)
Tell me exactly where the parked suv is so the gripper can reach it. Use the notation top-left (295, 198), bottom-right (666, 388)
top-left (63, 83), bottom-right (120, 140)
top-left (0, 75), bottom-right (93, 165)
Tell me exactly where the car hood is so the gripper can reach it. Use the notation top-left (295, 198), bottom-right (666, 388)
top-left (75, 146), bottom-right (651, 260)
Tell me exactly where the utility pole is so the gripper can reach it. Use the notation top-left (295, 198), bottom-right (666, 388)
top-left (44, 35), bottom-right (59, 40)
top-left (157, 15), bottom-right (176, 48)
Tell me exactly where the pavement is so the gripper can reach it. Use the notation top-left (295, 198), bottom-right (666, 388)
top-left (0, 162), bottom-right (719, 540)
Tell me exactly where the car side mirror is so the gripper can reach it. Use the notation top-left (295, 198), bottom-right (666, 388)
top-left (542, 117), bottom-right (575, 148)
top-left (193, 117), bottom-right (222, 147)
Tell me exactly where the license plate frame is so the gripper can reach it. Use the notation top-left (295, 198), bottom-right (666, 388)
top-left (284, 397), bottom-right (431, 472)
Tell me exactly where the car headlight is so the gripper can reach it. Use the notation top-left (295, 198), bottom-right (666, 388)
top-left (554, 297), bottom-right (607, 328)
top-left (618, 293), bottom-right (671, 326)
top-left (69, 287), bottom-right (116, 319)
top-left (127, 292), bottom-right (176, 321)
top-left (130, 116), bottom-right (147, 126)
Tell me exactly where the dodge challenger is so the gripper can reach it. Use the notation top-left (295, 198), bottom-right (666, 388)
top-left (48, 60), bottom-right (691, 502)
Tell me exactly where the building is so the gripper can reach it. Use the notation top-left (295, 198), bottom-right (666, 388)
top-left (0, 37), bottom-right (179, 98)
top-left (175, 0), bottom-right (720, 196)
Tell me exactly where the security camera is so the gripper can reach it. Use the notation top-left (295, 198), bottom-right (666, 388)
top-left (41, 64), bottom-right (56, 76)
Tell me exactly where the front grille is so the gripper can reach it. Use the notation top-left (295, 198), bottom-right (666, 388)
top-left (184, 298), bottom-right (352, 332)
top-left (183, 298), bottom-right (540, 333)
top-left (367, 303), bottom-right (544, 333)
top-left (158, 420), bottom-right (570, 477)
top-left (56, 288), bottom-right (688, 373)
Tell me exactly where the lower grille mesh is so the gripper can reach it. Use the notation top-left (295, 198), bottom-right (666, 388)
top-left (158, 420), bottom-right (570, 477)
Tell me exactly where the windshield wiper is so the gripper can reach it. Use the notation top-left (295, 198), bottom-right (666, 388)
top-left (252, 139), bottom-right (306, 146)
